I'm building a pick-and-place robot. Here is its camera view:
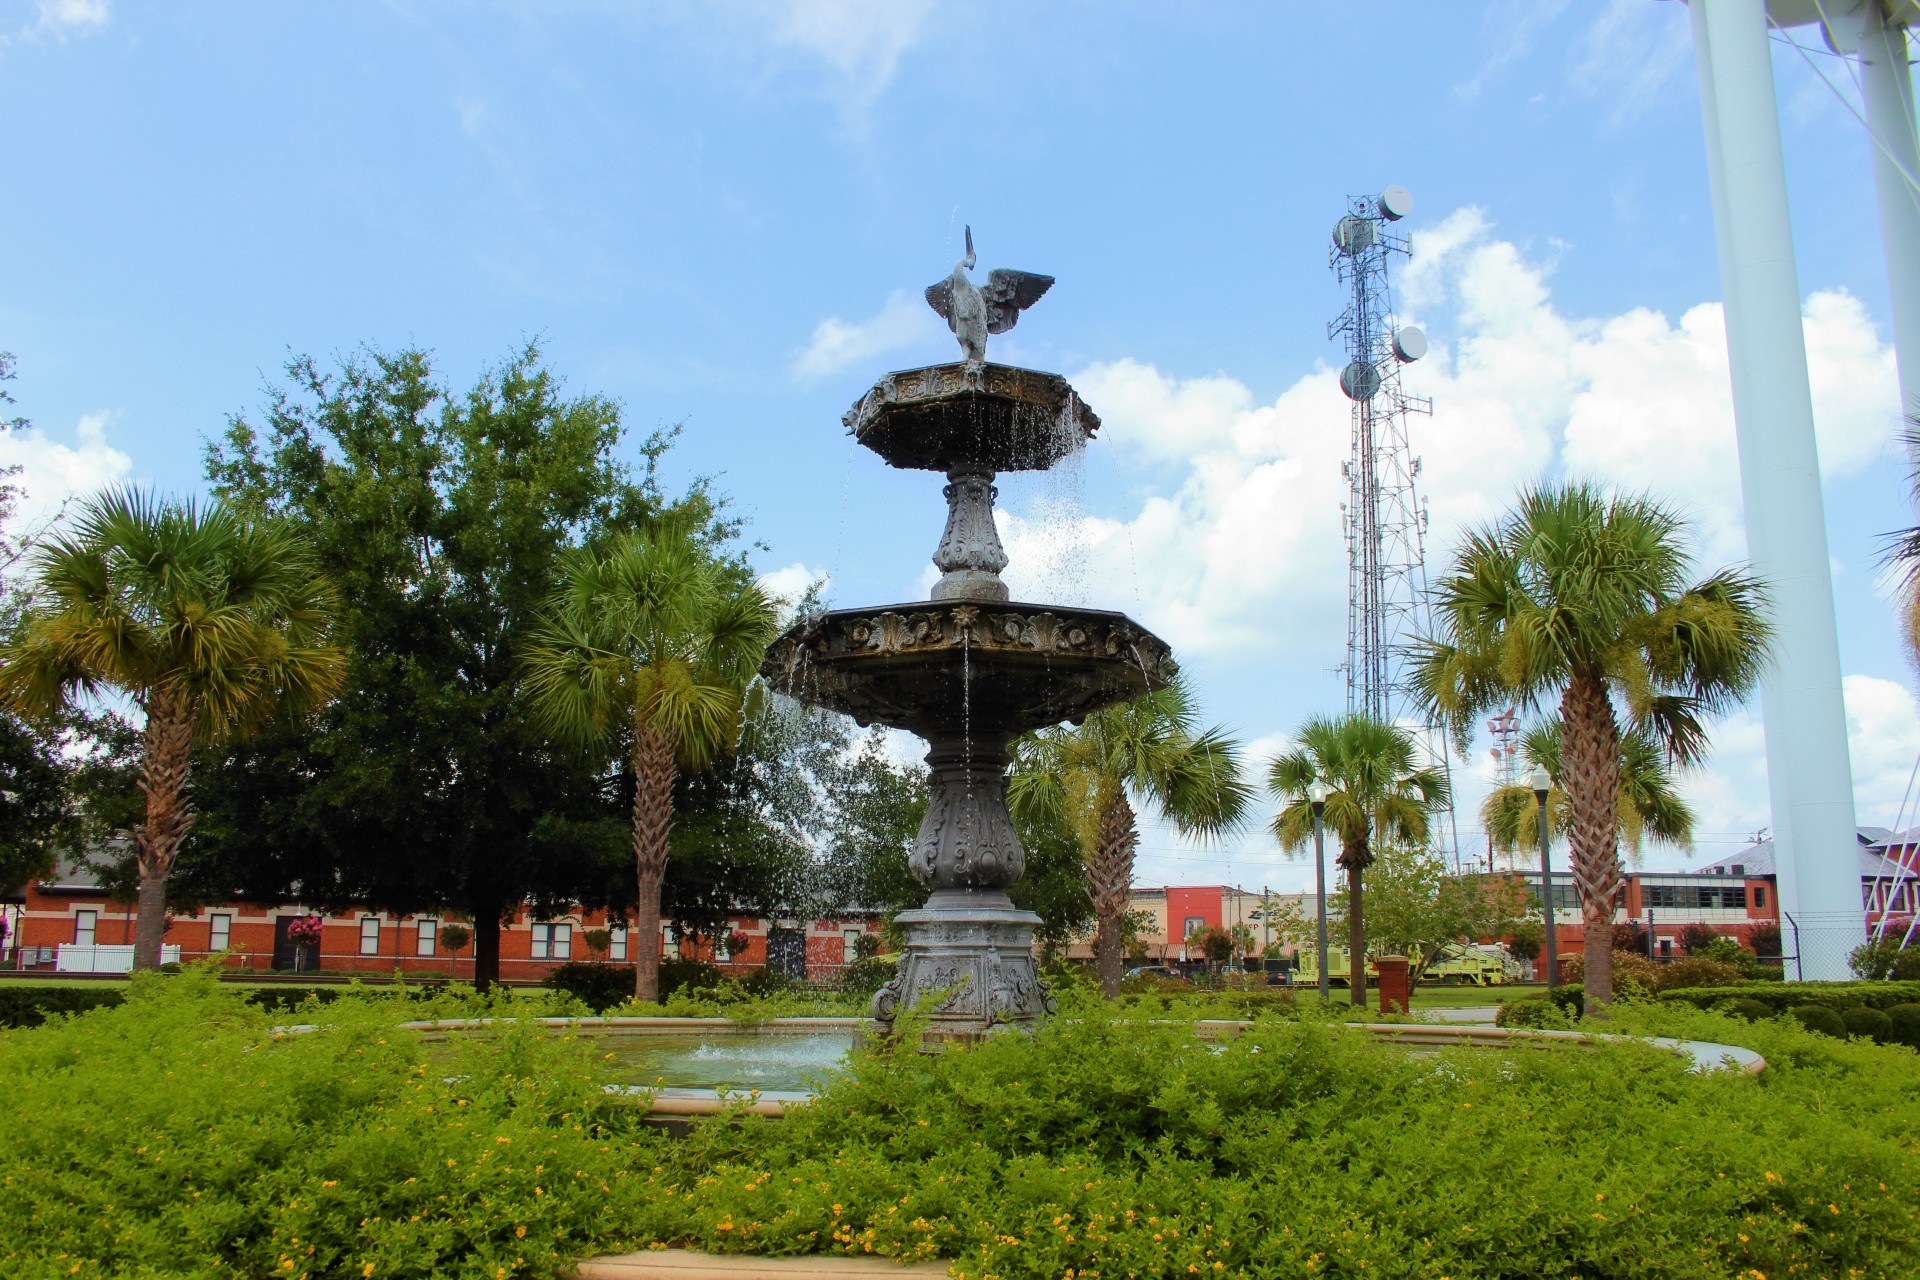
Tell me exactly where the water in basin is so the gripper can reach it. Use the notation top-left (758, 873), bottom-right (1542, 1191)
top-left (599, 1032), bottom-right (857, 1092)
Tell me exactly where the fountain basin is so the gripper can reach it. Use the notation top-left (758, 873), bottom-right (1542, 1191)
top-left (846, 362), bottom-right (1098, 473)
top-left (760, 599), bottom-right (1176, 737)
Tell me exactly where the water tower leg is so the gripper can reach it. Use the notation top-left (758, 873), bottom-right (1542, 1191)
top-left (1688, 0), bottom-right (1865, 979)
top-left (1855, 3), bottom-right (1920, 455)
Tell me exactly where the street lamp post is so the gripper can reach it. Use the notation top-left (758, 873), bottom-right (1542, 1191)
top-left (1531, 767), bottom-right (1558, 988)
top-left (1309, 781), bottom-right (1330, 1003)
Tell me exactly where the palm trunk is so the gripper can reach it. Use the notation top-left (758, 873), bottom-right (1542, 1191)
top-left (632, 723), bottom-right (677, 1003)
top-left (1340, 835), bottom-right (1370, 1007)
top-left (1088, 791), bottom-right (1137, 999)
top-left (1346, 862), bottom-right (1366, 1007)
top-left (1561, 673), bottom-right (1624, 1016)
top-left (131, 689), bottom-right (197, 972)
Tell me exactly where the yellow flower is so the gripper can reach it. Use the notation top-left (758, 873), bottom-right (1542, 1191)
top-left (362, 1266), bottom-right (375, 1278)
top-left (515, 1226), bottom-right (527, 1239)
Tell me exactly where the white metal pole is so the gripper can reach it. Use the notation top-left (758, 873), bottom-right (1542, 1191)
top-left (1854, 4), bottom-right (1920, 453)
top-left (1689, 0), bottom-right (1867, 979)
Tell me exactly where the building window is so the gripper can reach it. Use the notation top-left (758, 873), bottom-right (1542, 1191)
top-left (1642, 884), bottom-right (1747, 911)
top-left (1527, 883), bottom-right (1579, 911)
top-left (532, 922), bottom-right (572, 961)
top-left (609, 926), bottom-right (627, 961)
top-left (209, 913), bottom-right (232, 952)
top-left (74, 909), bottom-right (97, 947)
top-left (662, 925), bottom-right (679, 960)
top-left (1754, 886), bottom-right (1767, 909)
top-left (359, 917), bottom-right (382, 956)
top-left (1183, 916), bottom-right (1206, 938)
top-left (416, 919), bottom-right (437, 957)
top-left (843, 929), bottom-right (863, 964)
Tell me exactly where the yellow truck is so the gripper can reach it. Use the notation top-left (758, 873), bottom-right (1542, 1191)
top-left (1290, 943), bottom-right (1517, 988)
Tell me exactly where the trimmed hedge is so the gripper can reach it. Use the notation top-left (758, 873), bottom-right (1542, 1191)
top-left (1886, 1003), bottom-right (1920, 1049)
top-left (0, 986), bottom-right (126, 1027)
top-left (1660, 980), bottom-right (1920, 1013)
top-left (1791, 1005), bottom-right (1847, 1038)
top-left (1843, 1006), bottom-right (1895, 1044)
top-left (0, 982), bottom-right (449, 1026)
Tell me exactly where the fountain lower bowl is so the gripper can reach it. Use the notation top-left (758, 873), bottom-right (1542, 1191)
top-left (761, 599), bottom-right (1176, 737)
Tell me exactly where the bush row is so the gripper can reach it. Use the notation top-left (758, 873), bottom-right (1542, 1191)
top-left (1659, 979), bottom-right (1920, 1012)
top-left (0, 981), bottom-right (461, 1027)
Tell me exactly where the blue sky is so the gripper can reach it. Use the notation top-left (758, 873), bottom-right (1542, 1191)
top-left (4, 1), bottom-right (1917, 892)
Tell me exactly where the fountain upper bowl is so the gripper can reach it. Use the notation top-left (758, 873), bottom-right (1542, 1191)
top-left (846, 362), bottom-right (1100, 473)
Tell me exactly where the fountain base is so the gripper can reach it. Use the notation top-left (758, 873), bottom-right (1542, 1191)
top-left (871, 890), bottom-right (1056, 1043)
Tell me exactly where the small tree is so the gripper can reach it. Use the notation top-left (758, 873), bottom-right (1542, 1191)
top-left (1341, 843), bottom-right (1533, 994)
top-left (1194, 925), bottom-right (1235, 970)
top-left (1677, 922), bottom-right (1718, 955)
top-left (581, 927), bottom-right (613, 959)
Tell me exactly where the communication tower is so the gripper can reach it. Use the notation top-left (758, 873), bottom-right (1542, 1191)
top-left (1328, 185), bottom-right (1461, 863)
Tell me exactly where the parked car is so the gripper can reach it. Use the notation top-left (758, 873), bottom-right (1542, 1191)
top-left (1124, 965), bottom-right (1179, 980)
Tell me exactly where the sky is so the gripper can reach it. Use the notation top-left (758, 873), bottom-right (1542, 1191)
top-left (3, 0), bottom-right (1918, 895)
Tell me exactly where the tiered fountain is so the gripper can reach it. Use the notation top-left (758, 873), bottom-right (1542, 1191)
top-left (761, 231), bottom-right (1178, 1041)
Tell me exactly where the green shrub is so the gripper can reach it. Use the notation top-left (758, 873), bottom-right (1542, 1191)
top-left (1724, 998), bottom-right (1775, 1023)
top-left (1790, 1004), bottom-right (1848, 1038)
top-left (1885, 1003), bottom-right (1920, 1049)
top-left (658, 956), bottom-right (724, 995)
top-left (1661, 979), bottom-right (1920, 1013)
top-left (1557, 950), bottom-right (1660, 995)
top-left (1842, 1005), bottom-right (1895, 1044)
top-left (836, 955), bottom-right (893, 996)
top-left (1653, 956), bottom-right (1745, 991)
top-left (0, 968), bottom-right (667, 1278)
top-left (7, 970), bottom-right (1920, 1279)
top-left (1494, 997), bottom-right (1561, 1028)
top-left (545, 961), bottom-right (634, 1012)
top-left (0, 984), bottom-right (126, 1027)
top-left (736, 964), bottom-right (795, 996)
top-left (1848, 937), bottom-right (1920, 981)
top-left (242, 985), bottom-right (347, 1014)
top-left (1546, 983), bottom-right (1584, 1016)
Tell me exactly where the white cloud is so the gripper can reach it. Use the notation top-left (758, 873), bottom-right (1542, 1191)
top-left (978, 204), bottom-right (1903, 877)
top-left (0, 411), bottom-right (133, 532)
top-left (792, 289), bottom-right (939, 380)
top-left (1013, 206), bottom-right (1898, 666)
top-left (765, 0), bottom-right (933, 87)
top-left (33, 0), bottom-right (108, 36)
top-left (1570, 0), bottom-right (1691, 126)
top-left (758, 560), bottom-right (830, 622)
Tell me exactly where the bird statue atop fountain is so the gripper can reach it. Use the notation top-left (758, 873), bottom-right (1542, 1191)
top-left (925, 226), bottom-right (1054, 366)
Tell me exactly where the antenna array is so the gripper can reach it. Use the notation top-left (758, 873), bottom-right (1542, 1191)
top-left (1328, 186), bottom-right (1462, 865)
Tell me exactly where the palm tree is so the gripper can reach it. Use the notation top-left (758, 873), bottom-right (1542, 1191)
top-left (0, 489), bottom-right (344, 970)
top-left (1008, 679), bottom-right (1251, 998)
top-left (1880, 418), bottom-right (1920, 664)
top-left (1411, 482), bottom-right (1769, 1012)
top-left (1267, 714), bottom-right (1450, 1006)
top-left (522, 523), bottom-right (777, 1002)
top-left (1480, 721), bottom-right (1693, 864)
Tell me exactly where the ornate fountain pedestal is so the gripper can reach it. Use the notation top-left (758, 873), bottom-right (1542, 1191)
top-left (760, 354), bottom-right (1176, 1043)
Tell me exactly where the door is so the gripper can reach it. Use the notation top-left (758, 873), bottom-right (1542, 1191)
top-left (765, 928), bottom-right (806, 980)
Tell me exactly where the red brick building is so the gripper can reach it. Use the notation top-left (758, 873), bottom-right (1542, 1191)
top-left (2, 860), bottom-right (882, 984)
